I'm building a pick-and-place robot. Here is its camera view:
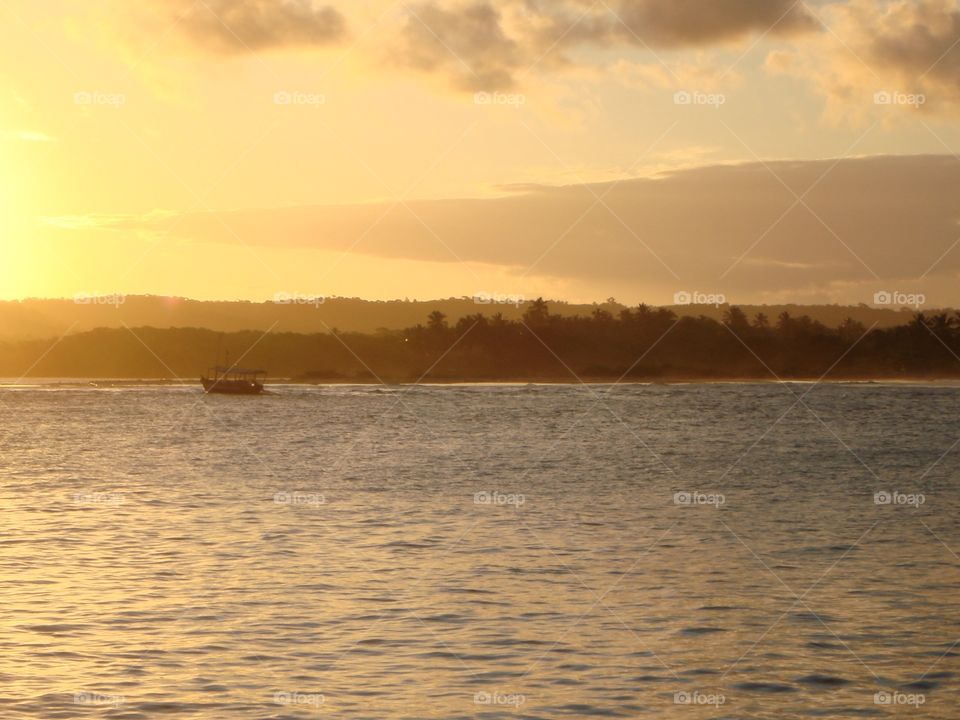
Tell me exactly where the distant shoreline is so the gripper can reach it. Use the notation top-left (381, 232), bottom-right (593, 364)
top-left (4, 309), bottom-right (958, 382)
top-left (6, 376), bottom-right (960, 388)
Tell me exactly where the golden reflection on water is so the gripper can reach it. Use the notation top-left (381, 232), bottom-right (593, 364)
top-left (0, 383), bottom-right (958, 717)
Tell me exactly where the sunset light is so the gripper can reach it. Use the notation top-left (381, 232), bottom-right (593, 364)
top-left (3, 1), bottom-right (960, 718)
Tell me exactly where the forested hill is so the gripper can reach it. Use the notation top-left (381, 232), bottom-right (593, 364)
top-left (3, 303), bottom-right (960, 381)
top-left (0, 295), bottom-right (933, 342)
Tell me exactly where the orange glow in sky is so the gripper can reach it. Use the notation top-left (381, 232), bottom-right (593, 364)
top-left (3, 0), bottom-right (960, 305)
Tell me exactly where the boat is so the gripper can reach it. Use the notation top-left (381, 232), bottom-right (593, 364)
top-left (201, 365), bottom-right (267, 395)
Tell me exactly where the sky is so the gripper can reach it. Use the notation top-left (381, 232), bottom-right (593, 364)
top-left (2, 0), bottom-right (960, 306)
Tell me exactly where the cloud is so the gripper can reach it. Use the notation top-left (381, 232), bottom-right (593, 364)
top-left (602, 0), bottom-right (821, 47)
top-left (392, 0), bottom-right (820, 90)
top-left (770, 0), bottom-right (960, 119)
top-left (863, 0), bottom-right (960, 99)
top-left (49, 155), bottom-right (960, 305)
top-left (169, 0), bottom-right (347, 53)
top-left (394, 2), bottom-right (522, 90)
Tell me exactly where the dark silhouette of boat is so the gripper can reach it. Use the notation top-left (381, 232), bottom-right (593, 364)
top-left (201, 365), bottom-right (267, 395)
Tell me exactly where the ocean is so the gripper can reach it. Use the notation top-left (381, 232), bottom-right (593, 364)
top-left (1, 382), bottom-right (958, 718)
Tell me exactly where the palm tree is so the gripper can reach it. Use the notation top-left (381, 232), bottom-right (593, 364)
top-left (777, 311), bottom-right (793, 334)
top-left (523, 298), bottom-right (550, 325)
top-left (838, 317), bottom-right (866, 342)
top-left (930, 313), bottom-right (952, 335)
top-left (723, 306), bottom-right (750, 331)
top-left (427, 311), bottom-right (448, 331)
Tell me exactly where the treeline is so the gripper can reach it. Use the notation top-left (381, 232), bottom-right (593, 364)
top-left (0, 295), bottom-right (931, 342)
top-left (2, 301), bottom-right (959, 380)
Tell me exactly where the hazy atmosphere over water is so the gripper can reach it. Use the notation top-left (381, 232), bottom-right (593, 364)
top-left (4, 0), bottom-right (960, 718)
